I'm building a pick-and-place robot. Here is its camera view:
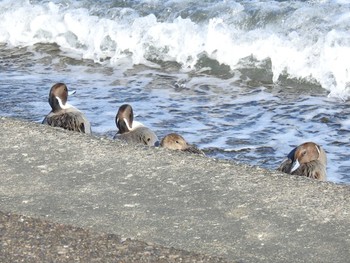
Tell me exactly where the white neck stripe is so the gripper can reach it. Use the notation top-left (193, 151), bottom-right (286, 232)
top-left (56, 96), bottom-right (72, 109)
top-left (124, 117), bottom-right (133, 131)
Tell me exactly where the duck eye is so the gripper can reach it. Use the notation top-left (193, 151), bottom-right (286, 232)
top-left (175, 140), bottom-right (179, 144)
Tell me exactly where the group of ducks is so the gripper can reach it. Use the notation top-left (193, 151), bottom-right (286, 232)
top-left (42, 83), bottom-right (204, 153)
top-left (42, 83), bottom-right (328, 181)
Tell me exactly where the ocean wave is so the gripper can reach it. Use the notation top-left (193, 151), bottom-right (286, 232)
top-left (1, 0), bottom-right (350, 98)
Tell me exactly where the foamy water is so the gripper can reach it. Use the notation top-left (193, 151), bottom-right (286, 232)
top-left (1, 0), bottom-right (350, 183)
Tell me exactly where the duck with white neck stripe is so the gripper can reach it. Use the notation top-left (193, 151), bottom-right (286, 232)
top-left (114, 104), bottom-right (158, 146)
top-left (42, 83), bottom-right (91, 134)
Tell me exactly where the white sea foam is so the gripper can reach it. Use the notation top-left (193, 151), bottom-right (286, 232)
top-left (1, 1), bottom-right (350, 98)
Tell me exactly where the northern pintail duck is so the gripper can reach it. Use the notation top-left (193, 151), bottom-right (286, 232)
top-left (42, 83), bottom-right (91, 134)
top-left (277, 142), bottom-right (327, 181)
top-left (160, 133), bottom-right (205, 155)
top-left (113, 104), bottom-right (158, 146)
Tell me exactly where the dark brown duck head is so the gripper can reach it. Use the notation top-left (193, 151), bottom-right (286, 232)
top-left (115, 104), bottom-right (134, 134)
top-left (48, 83), bottom-right (70, 112)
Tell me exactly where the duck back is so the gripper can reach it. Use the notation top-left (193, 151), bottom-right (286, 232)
top-left (43, 109), bottom-right (91, 134)
top-left (114, 126), bottom-right (158, 146)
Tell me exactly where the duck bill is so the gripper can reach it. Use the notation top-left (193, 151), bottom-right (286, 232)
top-left (291, 159), bottom-right (300, 173)
top-left (68, 90), bottom-right (76, 96)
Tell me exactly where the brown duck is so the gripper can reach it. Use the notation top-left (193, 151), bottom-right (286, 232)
top-left (160, 133), bottom-right (205, 155)
top-left (278, 142), bottom-right (327, 181)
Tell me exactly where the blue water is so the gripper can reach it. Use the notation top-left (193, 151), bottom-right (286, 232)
top-left (1, 0), bottom-right (350, 183)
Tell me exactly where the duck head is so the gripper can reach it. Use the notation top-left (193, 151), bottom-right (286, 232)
top-left (48, 83), bottom-right (71, 112)
top-left (291, 142), bottom-right (322, 172)
top-left (115, 104), bottom-right (134, 133)
top-left (160, 133), bottom-right (189, 150)
top-left (161, 133), bottom-right (204, 155)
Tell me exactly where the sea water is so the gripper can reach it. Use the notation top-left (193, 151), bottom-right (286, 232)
top-left (0, 0), bottom-right (350, 183)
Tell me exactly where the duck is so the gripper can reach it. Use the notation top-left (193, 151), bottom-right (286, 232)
top-left (160, 133), bottom-right (205, 155)
top-left (277, 142), bottom-right (327, 181)
top-left (42, 83), bottom-right (91, 134)
top-left (113, 104), bottom-right (158, 146)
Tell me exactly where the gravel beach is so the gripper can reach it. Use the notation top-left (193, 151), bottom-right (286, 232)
top-left (0, 211), bottom-right (228, 262)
